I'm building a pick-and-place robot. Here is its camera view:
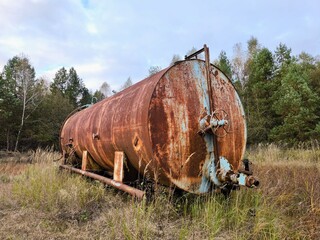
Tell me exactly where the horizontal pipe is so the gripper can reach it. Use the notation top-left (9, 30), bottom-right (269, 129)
top-left (184, 45), bottom-right (206, 60)
top-left (59, 165), bottom-right (145, 199)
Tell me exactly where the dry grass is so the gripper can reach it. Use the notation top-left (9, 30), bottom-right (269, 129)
top-left (0, 145), bottom-right (319, 239)
top-left (248, 143), bottom-right (320, 239)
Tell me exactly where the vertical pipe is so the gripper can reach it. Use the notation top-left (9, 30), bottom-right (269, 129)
top-left (204, 45), bottom-right (220, 165)
top-left (204, 44), bottom-right (213, 112)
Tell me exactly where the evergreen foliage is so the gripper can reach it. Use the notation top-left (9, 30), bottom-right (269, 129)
top-left (214, 40), bottom-right (320, 145)
top-left (215, 50), bottom-right (232, 79)
top-left (245, 48), bottom-right (275, 143)
top-left (0, 38), bottom-right (320, 150)
top-left (50, 67), bottom-right (91, 107)
top-left (270, 62), bottom-right (319, 143)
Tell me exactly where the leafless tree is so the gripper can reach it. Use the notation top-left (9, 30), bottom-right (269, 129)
top-left (232, 43), bottom-right (247, 88)
top-left (14, 57), bottom-right (45, 151)
top-left (120, 77), bottom-right (133, 90)
top-left (100, 82), bottom-right (111, 97)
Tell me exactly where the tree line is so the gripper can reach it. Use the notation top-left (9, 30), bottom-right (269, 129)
top-left (0, 37), bottom-right (319, 151)
top-left (214, 37), bottom-right (320, 145)
top-left (0, 57), bottom-right (133, 151)
top-left (152, 39), bottom-right (320, 145)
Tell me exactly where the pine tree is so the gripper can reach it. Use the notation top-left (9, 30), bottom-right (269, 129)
top-left (215, 50), bottom-right (232, 79)
top-left (245, 48), bottom-right (275, 143)
top-left (51, 67), bottom-right (90, 107)
top-left (271, 61), bottom-right (319, 144)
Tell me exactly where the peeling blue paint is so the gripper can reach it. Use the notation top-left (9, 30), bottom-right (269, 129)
top-left (235, 90), bottom-right (247, 157)
top-left (199, 175), bottom-right (211, 193)
top-left (210, 119), bottom-right (228, 127)
top-left (181, 121), bottom-right (187, 132)
top-left (219, 156), bottom-right (231, 171)
top-left (207, 153), bottom-right (220, 185)
top-left (204, 135), bottom-right (213, 152)
top-left (192, 61), bottom-right (210, 113)
top-left (191, 61), bottom-right (223, 191)
top-left (238, 173), bottom-right (246, 186)
top-left (219, 73), bottom-right (229, 83)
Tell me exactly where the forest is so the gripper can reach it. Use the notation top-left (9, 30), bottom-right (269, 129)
top-left (0, 37), bottom-right (319, 151)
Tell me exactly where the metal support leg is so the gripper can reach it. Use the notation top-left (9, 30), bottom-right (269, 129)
top-left (82, 150), bottom-right (88, 171)
top-left (114, 151), bottom-right (124, 182)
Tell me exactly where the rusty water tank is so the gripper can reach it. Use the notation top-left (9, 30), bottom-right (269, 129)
top-left (60, 48), bottom-right (255, 194)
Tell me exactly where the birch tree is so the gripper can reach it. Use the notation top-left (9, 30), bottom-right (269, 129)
top-left (2, 55), bottom-right (45, 151)
top-left (100, 82), bottom-right (111, 97)
top-left (232, 43), bottom-right (246, 88)
top-left (120, 77), bottom-right (133, 90)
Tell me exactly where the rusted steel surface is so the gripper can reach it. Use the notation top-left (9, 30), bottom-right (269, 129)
top-left (60, 70), bottom-right (167, 182)
top-left (59, 164), bottom-right (145, 199)
top-left (60, 48), bottom-right (254, 194)
top-left (148, 60), bottom-right (247, 193)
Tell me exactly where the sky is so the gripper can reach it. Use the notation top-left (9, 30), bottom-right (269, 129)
top-left (0, 0), bottom-right (319, 91)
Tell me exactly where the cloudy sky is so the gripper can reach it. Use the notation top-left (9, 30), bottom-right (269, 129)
top-left (0, 0), bottom-right (319, 91)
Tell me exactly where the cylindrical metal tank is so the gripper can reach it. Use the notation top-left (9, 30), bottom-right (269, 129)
top-left (60, 56), bottom-right (252, 194)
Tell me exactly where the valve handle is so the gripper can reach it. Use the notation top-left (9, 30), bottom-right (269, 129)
top-left (210, 109), bottom-right (231, 138)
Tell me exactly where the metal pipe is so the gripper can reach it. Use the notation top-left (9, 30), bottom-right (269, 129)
top-left (184, 46), bottom-right (205, 59)
top-left (245, 175), bottom-right (260, 188)
top-left (59, 165), bottom-right (145, 199)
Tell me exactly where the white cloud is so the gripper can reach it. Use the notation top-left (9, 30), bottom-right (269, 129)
top-left (86, 22), bottom-right (98, 34)
top-left (0, 0), bottom-right (320, 91)
top-left (0, 37), bottom-right (25, 50)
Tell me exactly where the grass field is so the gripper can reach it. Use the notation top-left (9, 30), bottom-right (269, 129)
top-left (0, 144), bottom-right (319, 240)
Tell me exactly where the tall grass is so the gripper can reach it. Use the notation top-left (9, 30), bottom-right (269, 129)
top-left (1, 145), bottom-right (319, 239)
top-left (12, 165), bottom-right (106, 214)
top-left (247, 141), bottom-right (320, 164)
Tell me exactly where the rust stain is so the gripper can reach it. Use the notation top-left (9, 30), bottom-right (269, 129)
top-left (60, 48), bottom-right (251, 194)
